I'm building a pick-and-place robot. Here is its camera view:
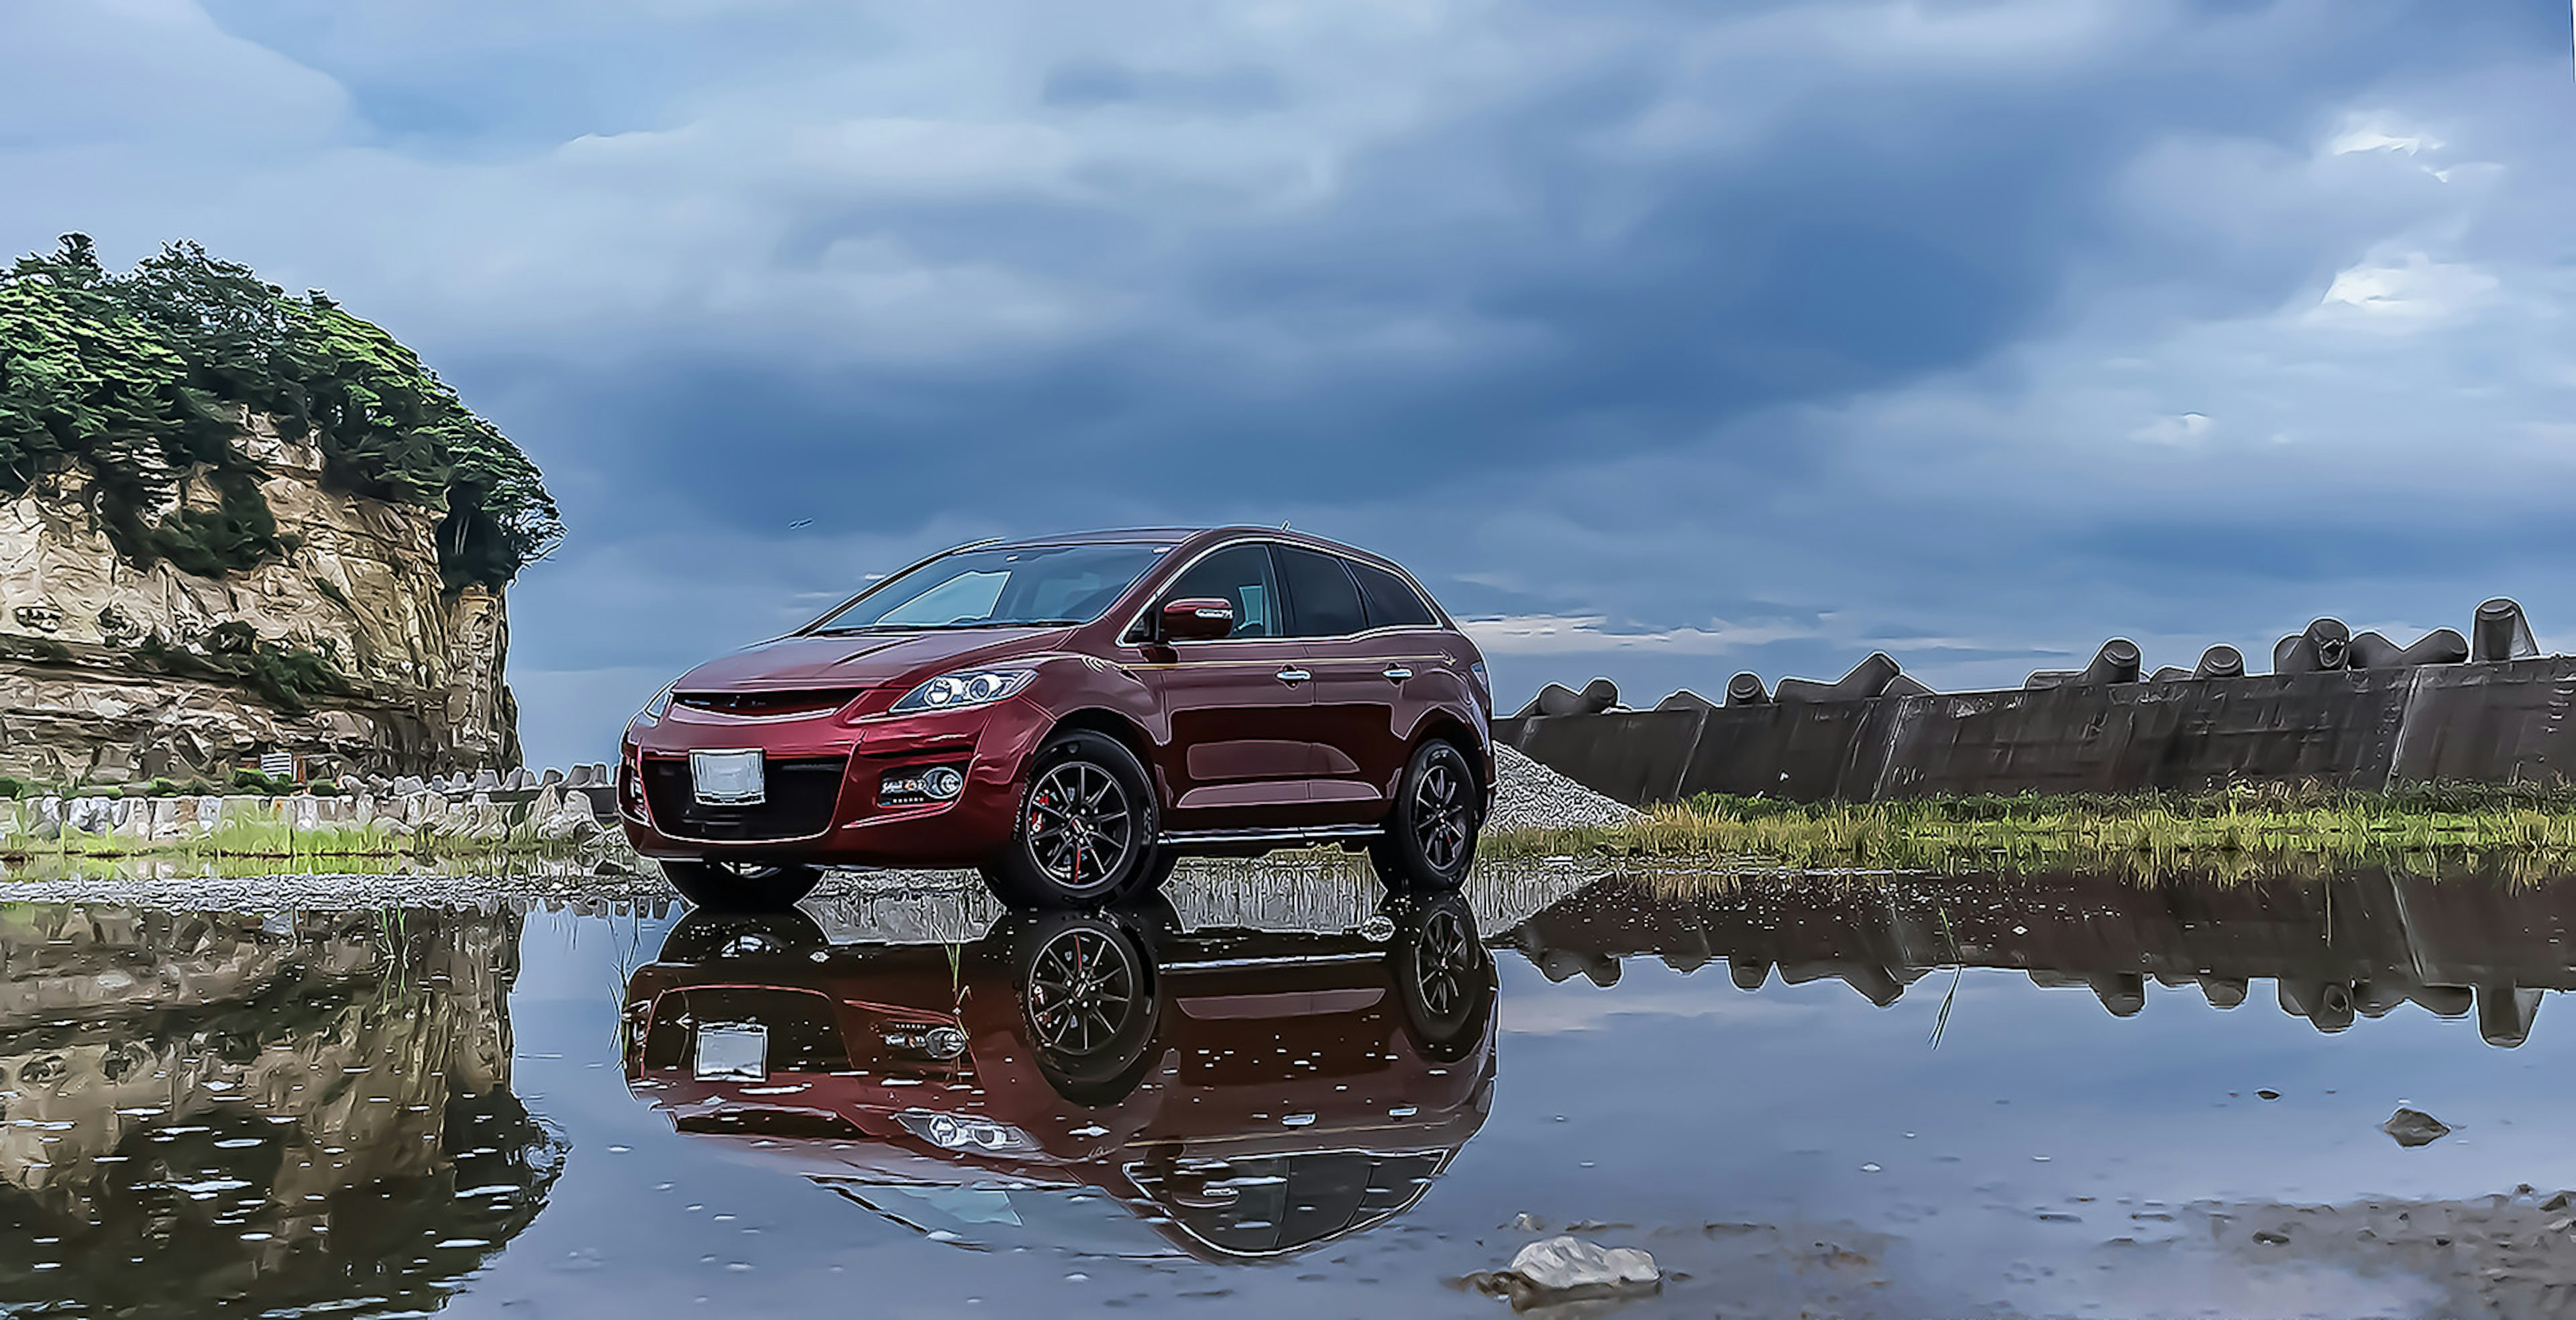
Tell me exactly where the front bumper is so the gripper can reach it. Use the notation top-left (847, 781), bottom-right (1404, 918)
top-left (619, 696), bottom-right (1051, 867)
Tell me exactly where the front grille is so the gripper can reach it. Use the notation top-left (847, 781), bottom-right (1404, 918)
top-left (672, 689), bottom-right (863, 718)
top-left (642, 755), bottom-right (848, 842)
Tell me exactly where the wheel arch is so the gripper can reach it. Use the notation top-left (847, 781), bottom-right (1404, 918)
top-left (1042, 708), bottom-right (1165, 803)
top-left (1409, 714), bottom-right (1491, 790)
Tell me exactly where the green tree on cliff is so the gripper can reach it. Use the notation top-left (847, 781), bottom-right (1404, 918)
top-left (0, 235), bottom-right (561, 588)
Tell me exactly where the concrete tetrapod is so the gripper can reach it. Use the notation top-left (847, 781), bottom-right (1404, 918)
top-left (1526, 678), bottom-right (1621, 717)
top-left (2026, 639), bottom-right (2142, 690)
top-left (2349, 628), bottom-right (2470, 669)
top-left (1654, 689), bottom-right (1717, 713)
top-left (1725, 672), bottom-right (1770, 706)
top-left (2273, 618), bottom-right (2353, 674)
top-left (1774, 653), bottom-right (1900, 704)
top-left (1518, 684), bottom-right (1576, 718)
top-left (2473, 598), bottom-right (2538, 663)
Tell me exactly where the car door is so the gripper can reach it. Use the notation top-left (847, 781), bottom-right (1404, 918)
top-left (1128, 541), bottom-right (1316, 828)
top-left (1274, 546), bottom-right (1412, 815)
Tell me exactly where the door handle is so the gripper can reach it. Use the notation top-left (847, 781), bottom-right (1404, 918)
top-left (1276, 668), bottom-right (1311, 684)
top-left (1382, 666), bottom-right (1413, 682)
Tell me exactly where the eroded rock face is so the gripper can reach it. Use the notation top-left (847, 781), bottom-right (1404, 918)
top-left (0, 414), bottom-right (517, 779)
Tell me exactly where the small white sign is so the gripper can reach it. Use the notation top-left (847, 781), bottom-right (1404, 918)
top-left (694, 1024), bottom-right (768, 1081)
top-left (691, 749), bottom-right (766, 804)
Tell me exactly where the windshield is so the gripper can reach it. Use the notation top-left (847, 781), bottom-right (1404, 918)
top-left (809, 543), bottom-right (1171, 632)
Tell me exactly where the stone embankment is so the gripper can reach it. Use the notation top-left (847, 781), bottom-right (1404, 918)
top-left (1, 763), bottom-right (620, 852)
top-left (1503, 598), bottom-right (2576, 806)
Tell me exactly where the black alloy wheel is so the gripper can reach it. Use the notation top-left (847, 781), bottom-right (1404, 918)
top-left (1005, 911), bottom-right (1163, 1105)
top-left (981, 730), bottom-right (1165, 909)
top-left (1370, 739), bottom-right (1481, 893)
top-left (661, 859), bottom-right (823, 912)
top-left (1028, 924), bottom-right (1140, 1055)
top-left (1390, 893), bottom-right (1495, 1062)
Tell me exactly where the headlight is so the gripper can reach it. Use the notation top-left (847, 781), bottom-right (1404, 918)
top-left (633, 681), bottom-right (676, 726)
top-left (889, 667), bottom-right (1036, 714)
top-left (896, 1109), bottom-right (1037, 1155)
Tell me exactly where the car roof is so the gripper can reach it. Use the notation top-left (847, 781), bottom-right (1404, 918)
top-left (973, 526), bottom-right (1403, 567)
top-left (971, 527), bottom-right (1208, 550)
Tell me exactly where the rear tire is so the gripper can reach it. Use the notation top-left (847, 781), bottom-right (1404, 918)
top-left (1369, 738), bottom-right (1481, 894)
top-left (981, 730), bottom-right (1164, 909)
top-left (661, 859), bottom-right (822, 912)
top-left (1389, 893), bottom-right (1495, 1062)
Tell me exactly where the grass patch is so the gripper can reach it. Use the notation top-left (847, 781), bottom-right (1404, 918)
top-left (1481, 781), bottom-right (2576, 882)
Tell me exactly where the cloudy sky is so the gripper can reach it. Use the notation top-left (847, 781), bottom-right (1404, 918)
top-left (7, 0), bottom-right (2573, 767)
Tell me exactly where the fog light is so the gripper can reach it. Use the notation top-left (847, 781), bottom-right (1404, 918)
top-left (881, 763), bottom-right (969, 806)
top-left (922, 1025), bottom-right (968, 1058)
top-left (896, 1109), bottom-right (1036, 1154)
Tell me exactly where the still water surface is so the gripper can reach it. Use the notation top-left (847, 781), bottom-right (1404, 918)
top-left (3, 866), bottom-right (2573, 1317)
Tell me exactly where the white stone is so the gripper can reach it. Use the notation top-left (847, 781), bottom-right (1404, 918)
top-left (1506, 1238), bottom-right (1659, 1294)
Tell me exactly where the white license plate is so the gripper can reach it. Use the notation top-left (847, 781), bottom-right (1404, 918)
top-left (691, 749), bottom-right (766, 804)
top-left (694, 1024), bottom-right (769, 1081)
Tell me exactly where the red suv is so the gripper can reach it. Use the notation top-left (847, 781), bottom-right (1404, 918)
top-left (619, 527), bottom-right (1493, 910)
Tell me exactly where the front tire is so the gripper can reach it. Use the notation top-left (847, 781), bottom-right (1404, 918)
top-left (661, 859), bottom-right (822, 912)
top-left (1003, 910), bottom-right (1163, 1105)
top-left (1370, 738), bottom-right (1482, 893)
top-left (981, 730), bottom-right (1163, 909)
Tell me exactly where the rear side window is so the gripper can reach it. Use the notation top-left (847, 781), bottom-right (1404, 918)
top-left (1160, 543), bottom-right (1281, 638)
top-left (1348, 560), bottom-right (1437, 629)
top-left (1277, 547), bottom-right (1366, 638)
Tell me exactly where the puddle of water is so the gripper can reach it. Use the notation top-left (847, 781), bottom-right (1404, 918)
top-left (1, 866), bottom-right (2573, 1317)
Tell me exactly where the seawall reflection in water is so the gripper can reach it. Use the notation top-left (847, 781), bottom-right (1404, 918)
top-left (1501, 867), bottom-right (2576, 1045)
top-left (623, 893), bottom-right (1498, 1262)
top-left (0, 904), bottom-right (558, 1316)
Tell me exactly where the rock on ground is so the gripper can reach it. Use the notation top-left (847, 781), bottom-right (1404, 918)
top-left (2383, 1107), bottom-right (2453, 1148)
top-left (1464, 1235), bottom-right (1660, 1309)
top-left (1487, 745), bottom-right (1644, 833)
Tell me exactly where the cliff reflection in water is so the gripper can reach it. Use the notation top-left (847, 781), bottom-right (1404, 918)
top-left (625, 895), bottom-right (1497, 1262)
top-left (0, 903), bottom-right (557, 1316)
top-left (1503, 868), bottom-right (2576, 1045)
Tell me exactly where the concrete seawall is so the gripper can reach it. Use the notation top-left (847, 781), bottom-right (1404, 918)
top-left (1497, 655), bottom-right (2576, 805)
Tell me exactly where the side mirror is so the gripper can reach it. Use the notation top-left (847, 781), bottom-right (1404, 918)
top-left (1159, 597), bottom-right (1235, 643)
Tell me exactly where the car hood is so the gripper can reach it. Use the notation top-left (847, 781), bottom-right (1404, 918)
top-left (677, 628), bottom-right (1072, 692)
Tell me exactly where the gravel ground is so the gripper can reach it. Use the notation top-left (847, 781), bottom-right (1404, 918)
top-left (0, 745), bottom-right (1633, 908)
top-left (1487, 743), bottom-right (1644, 832)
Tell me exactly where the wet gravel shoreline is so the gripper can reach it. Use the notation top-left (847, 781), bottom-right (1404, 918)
top-left (0, 745), bottom-right (1638, 912)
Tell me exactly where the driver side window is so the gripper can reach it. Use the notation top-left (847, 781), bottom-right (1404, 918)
top-left (1161, 544), bottom-right (1281, 639)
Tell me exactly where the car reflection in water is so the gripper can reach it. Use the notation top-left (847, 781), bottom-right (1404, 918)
top-left (1503, 867), bottom-right (2576, 1046)
top-left (623, 894), bottom-right (1497, 1262)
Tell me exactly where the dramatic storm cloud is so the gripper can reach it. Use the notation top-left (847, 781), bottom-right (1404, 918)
top-left (5, 0), bottom-right (2569, 763)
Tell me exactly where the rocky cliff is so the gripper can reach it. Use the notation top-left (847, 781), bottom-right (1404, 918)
top-left (0, 411), bottom-right (518, 781)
